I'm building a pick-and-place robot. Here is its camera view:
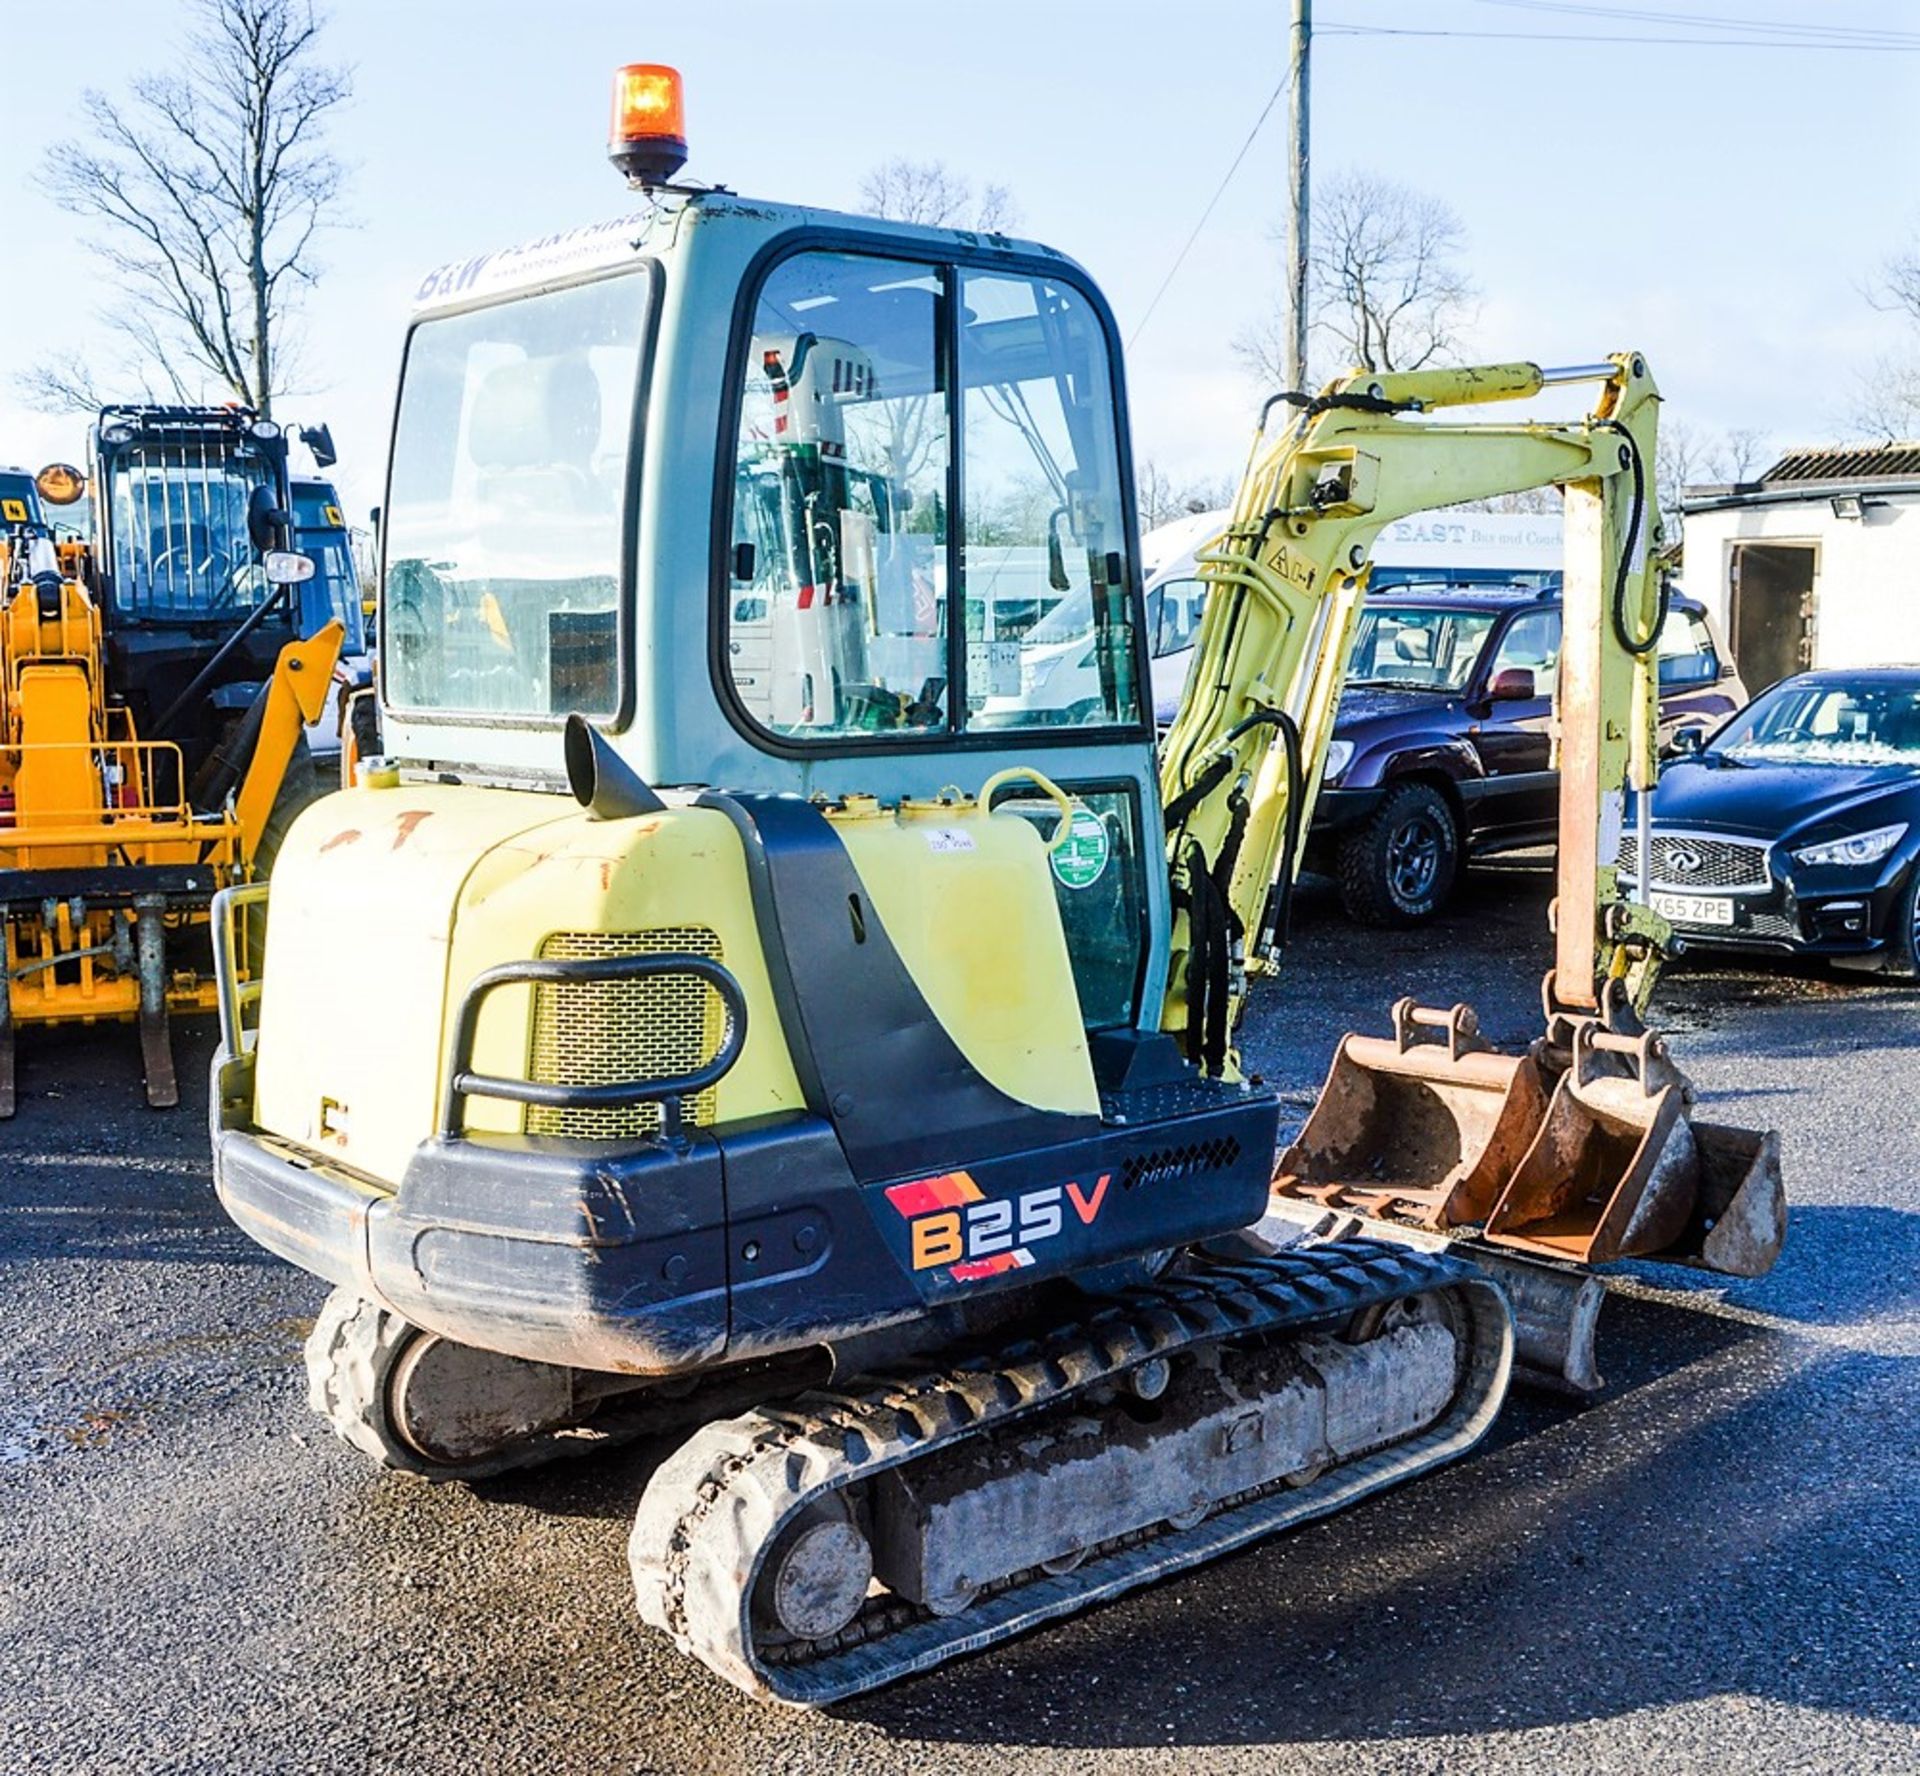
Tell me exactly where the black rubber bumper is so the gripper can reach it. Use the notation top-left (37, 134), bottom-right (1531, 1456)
top-left (212, 1119), bottom-right (735, 1374)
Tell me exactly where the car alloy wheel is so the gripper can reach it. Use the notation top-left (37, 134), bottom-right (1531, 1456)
top-left (1387, 815), bottom-right (1442, 903)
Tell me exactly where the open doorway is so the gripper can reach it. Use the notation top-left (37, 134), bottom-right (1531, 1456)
top-left (1728, 542), bottom-right (1816, 694)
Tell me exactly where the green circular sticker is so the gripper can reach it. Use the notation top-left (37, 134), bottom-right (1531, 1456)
top-left (1051, 809), bottom-right (1111, 890)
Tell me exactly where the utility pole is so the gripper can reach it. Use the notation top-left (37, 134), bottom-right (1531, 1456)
top-left (1286, 0), bottom-right (1312, 391)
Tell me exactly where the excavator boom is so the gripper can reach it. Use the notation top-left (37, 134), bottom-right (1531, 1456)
top-left (1159, 355), bottom-right (1663, 1072)
top-left (1222, 362), bottom-right (1786, 1356)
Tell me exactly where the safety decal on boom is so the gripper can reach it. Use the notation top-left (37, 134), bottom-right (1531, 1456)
top-left (886, 1169), bottom-right (1110, 1282)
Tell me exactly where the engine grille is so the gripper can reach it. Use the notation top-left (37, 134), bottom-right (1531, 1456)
top-left (526, 927), bottom-right (726, 1141)
top-left (1618, 832), bottom-right (1770, 892)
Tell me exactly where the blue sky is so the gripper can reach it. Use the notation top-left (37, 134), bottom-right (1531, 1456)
top-left (3, 0), bottom-right (1917, 518)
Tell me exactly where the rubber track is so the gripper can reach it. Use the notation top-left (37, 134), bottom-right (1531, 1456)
top-left (629, 1239), bottom-right (1513, 1705)
top-left (305, 1290), bottom-right (797, 1483)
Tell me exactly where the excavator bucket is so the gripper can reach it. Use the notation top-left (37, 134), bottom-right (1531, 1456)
top-left (1276, 999), bottom-right (1550, 1230)
top-left (1484, 1024), bottom-right (1786, 1274)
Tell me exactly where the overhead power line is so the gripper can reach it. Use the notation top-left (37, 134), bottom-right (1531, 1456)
top-left (1325, 20), bottom-right (1920, 50)
top-left (1128, 72), bottom-right (1291, 350)
top-left (1477, 1), bottom-right (1920, 47)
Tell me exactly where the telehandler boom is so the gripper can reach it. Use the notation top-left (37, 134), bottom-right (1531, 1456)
top-left (208, 63), bottom-right (1782, 1705)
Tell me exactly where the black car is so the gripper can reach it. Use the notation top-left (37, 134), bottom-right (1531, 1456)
top-left (1305, 585), bottom-right (1744, 924)
top-left (1632, 666), bottom-right (1920, 975)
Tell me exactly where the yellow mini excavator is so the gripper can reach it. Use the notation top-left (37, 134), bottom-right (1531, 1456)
top-left (207, 64), bottom-right (1785, 1705)
top-left (1, 417), bottom-right (343, 1114)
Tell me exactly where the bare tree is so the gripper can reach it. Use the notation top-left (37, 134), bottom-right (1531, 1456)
top-left (22, 0), bottom-right (350, 417)
top-left (1238, 169), bottom-right (1476, 388)
top-left (1137, 459), bottom-right (1234, 529)
top-left (1458, 488), bottom-right (1562, 517)
top-left (858, 159), bottom-right (1020, 235)
top-left (1852, 241), bottom-right (1920, 436)
top-left (1656, 417), bottom-right (1773, 527)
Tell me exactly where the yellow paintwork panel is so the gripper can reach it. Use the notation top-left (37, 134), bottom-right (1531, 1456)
top-left (254, 784), bottom-right (582, 1184)
top-left (829, 801), bottom-right (1099, 1118)
top-left (12, 665), bottom-right (102, 869)
top-left (256, 785), bottom-right (809, 1187)
top-left (448, 805), bottom-right (807, 1142)
top-left (253, 780), bottom-right (1098, 1189)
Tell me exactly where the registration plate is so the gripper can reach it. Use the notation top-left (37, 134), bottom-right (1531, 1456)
top-left (1650, 891), bottom-right (1734, 927)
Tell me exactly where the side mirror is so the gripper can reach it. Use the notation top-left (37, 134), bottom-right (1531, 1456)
top-left (264, 550), bottom-right (316, 585)
top-left (1667, 724), bottom-right (1705, 758)
top-left (298, 423), bottom-right (338, 469)
top-left (1487, 666), bottom-right (1536, 702)
top-left (247, 482), bottom-right (292, 554)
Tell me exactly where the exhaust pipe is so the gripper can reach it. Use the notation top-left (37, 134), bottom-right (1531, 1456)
top-left (564, 713), bottom-right (666, 820)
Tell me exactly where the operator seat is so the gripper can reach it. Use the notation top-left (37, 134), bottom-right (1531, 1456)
top-left (466, 356), bottom-right (606, 518)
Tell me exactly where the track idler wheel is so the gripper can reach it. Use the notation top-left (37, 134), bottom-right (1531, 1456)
top-left (752, 1498), bottom-right (874, 1643)
top-left (304, 1289), bottom-right (592, 1481)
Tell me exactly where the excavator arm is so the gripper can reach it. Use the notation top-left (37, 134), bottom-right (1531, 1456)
top-left (1199, 355), bottom-right (1786, 1316)
top-left (1157, 354), bottom-right (1664, 1077)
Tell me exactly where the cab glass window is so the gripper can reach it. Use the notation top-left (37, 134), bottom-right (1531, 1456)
top-left (723, 250), bottom-right (1137, 742)
top-left (727, 253), bottom-right (949, 736)
top-left (105, 448), bottom-right (283, 622)
top-left (384, 274), bottom-right (644, 718)
top-left (960, 270), bottom-right (1135, 730)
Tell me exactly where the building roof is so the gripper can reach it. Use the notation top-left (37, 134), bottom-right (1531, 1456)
top-left (1756, 441), bottom-right (1920, 484)
top-left (1683, 438), bottom-right (1920, 515)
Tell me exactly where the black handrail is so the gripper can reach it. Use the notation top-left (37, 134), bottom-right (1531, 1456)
top-left (439, 952), bottom-right (748, 1142)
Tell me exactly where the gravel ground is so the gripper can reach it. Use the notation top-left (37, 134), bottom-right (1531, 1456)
top-left (2, 855), bottom-right (1915, 1775)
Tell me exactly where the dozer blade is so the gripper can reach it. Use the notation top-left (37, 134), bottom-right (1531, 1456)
top-left (1483, 1023), bottom-right (1785, 1275)
top-left (1275, 999), bottom-right (1550, 1230)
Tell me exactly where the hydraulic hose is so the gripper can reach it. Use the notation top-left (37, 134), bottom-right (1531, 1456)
top-left (1599, 421), bottom-right (1667, 656)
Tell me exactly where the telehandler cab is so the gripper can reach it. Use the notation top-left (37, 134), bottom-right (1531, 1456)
top-left (209, 63), bottom-right (1784, 1704)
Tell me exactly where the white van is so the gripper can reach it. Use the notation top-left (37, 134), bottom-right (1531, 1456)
top-left (1145, 507), bottom-right (1566, 724)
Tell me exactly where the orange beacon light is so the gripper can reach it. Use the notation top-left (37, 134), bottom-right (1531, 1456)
top-left (609, 64), bottom-right (688, 187)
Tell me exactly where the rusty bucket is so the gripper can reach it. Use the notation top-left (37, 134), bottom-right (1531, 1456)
top-left (1275, 999), bottom-right (1550, 1230)
top-left (1484, 1023), bottom-right (1712, 1265)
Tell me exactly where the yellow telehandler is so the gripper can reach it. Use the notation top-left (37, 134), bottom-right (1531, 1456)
top-left (1, 410), bottom-right (342, 1114)
top-left (207, 63), bottom-right (1783, 1704)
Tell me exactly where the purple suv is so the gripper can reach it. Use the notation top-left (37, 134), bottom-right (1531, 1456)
top-left (1303, 585), bottom-right (1745, 924)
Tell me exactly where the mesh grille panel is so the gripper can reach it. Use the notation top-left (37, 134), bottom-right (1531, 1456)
top-left (526, 928), bottom-right (725, 1141)
top-left (1619, 833), bottom-right (1770, 892)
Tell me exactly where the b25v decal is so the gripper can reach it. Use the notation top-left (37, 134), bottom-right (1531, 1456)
top-left (885, 1169), bottom-right (1111, 1282)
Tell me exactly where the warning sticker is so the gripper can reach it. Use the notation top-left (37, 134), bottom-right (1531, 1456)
top-left (1050, 809), bottom-right (1111, 890)
top-left (1, 499), bottom-right (28, 523)
top-left (925, 828), bottom-right (977, 854)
